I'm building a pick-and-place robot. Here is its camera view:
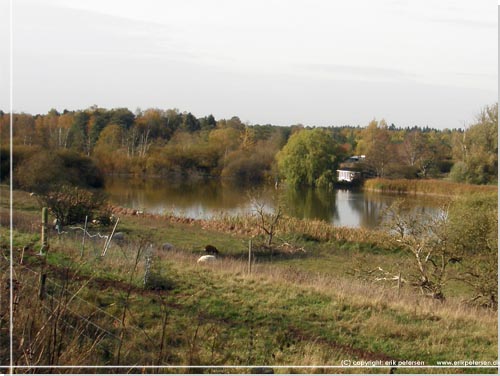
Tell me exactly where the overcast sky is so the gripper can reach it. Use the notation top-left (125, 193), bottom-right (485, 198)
top-left (1, 0), bottom-right (497, 129)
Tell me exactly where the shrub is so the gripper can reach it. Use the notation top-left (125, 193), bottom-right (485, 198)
top-left (36, 185), bottom-right (108, 226)
top-left (14, 149), bottom-right (65, 192)
top-left (385, 164), bottom-right (419, 179)
top-left (449, 161), bottom-right (468, 183)
top-left (13, 148), bottom-right (104, 192)
top-left (448, 193), bottom-right (498, 309)
top-left (221, 151), bottom-right (271, 183)
top-left (56, 150), bottom-right (104, 188)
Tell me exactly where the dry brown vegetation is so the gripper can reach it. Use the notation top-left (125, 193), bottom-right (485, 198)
top-left (364, 178), bottom-right (497, 196)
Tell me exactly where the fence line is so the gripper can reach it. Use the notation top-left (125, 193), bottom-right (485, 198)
top-left (17, 263), bottom-right (123, 324)
top-left (56, 225), bottom-right (110, 240)
top-left (38, 296), bottom-right (121, 342)
top-left (13, 260), bottom-right (157, 346)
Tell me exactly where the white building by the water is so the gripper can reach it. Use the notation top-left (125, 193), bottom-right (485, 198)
top-left (337, 169), bottom-right (361, 182)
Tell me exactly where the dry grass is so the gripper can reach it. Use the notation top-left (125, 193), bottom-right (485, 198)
top-left (364, 178), bottom-right (497, 196)
top-left (4, 235), bottom-right (496, 372)
top-left (160, 249), bottom-right (496, 326)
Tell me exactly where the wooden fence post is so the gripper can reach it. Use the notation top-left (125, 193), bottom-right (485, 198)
top-left (248, 239), bottom-right (252, 275)
top-left (38, 272), bottom-right (47, 300)
top-left (39, 207), bottom-right (48, 255)
top-left (80, 215), bottom-right (88, 258)
top-left (102, 217), bottom-right (120, 257)
top-left (397, 271), bottom-right (402, 297)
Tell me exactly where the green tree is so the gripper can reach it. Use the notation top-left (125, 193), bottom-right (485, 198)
top-left (448, 193), bottom-right (498, 309)
top-left (67, 111), bottom-right (90, 154)
top-left (88, 108), bottom-right (111, 155)
top-left (451, 103), bottom-right (498, 184)
top-left (277, 128), bottom-right (341, 188)
top-left (109, 108), bottom-right (135, 129)
top-left (200, 114), bottom-right (217, 131)
top-left (180, 112), bottom-right (201, 133)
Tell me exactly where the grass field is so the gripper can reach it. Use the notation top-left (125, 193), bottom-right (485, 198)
top-left (0, 187), bottom-right (497, 374)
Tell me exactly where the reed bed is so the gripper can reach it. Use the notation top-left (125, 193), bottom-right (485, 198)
top-left (364, 178), bottom-right (497, 196)
top-left (203, 212), bottom-right (390, 247)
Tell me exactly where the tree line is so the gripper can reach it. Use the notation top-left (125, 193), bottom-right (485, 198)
top-left (0, 103), bottom-right (497, 189)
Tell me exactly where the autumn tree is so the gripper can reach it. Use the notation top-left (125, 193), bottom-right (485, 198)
top-left (398, 130), bottom-right (450, 178)
top-left (357, 119), bottom-right (393, 177)
top-left (0, 112), bottom-right (9, 145)
top-left (56, 112), bottom-right (74, 149)
top-left (93, 124), bottom-right (125, 173)
top-left (400, 130), bottom-right (427, 168)
top-left (34, 110), bottom-right (58, 147)
top-left (208, 126), bottom-right (243, 172)
top-left (13, 114), bottom-right (36, 146)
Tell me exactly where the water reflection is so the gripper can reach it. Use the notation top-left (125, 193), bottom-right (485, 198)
top-left (281, 187), bottom-right (337, 222)
top-left (104, 176), bottom-right (441, 229)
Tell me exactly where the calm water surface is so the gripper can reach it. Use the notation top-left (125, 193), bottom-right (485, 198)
top-left (104, 177), bottom-right (441, 229)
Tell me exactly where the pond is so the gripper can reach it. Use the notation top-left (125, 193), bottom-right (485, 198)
top-left (104, 176), bottom-right (442, 229)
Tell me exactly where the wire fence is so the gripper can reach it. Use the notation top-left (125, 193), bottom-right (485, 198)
top-left (6, 210), bottom-right (176, 365)
top-left (47, 216), bottom-right (121, 257)
top-left (12, 257), bottom-right (159, 350)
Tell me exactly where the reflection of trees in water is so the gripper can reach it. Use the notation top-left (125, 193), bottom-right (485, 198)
top-left (360, 191), bottom-right (442, 228)
top-left (361, 198), bottom-right (387, 228)
top-left (105, 177), bottom-right (441, 227)
top-left (105, 176), bottom-right (277, 212)
top-left (281, 187), bottom-right (337, 222)
top-left (335, 189), bottom-right (383, 228)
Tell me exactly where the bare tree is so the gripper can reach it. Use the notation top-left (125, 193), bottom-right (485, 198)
top-left (384, 199), bottom-right (454, 301)
top-left (249, 194), bottom-right (282, 247)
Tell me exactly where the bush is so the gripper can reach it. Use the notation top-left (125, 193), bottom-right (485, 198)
top-left (449, 161), bottom-right (468, 183)
top-left (221, 151), bottom-right (271, 183)
top-left (385, 164), bottom-right (419, 179)
top-left (13, 148), bottom-right (104, 192)
top-left (7, 145), bottom-right (45, 185)
top-left (36, 186), bottom-right (108, 226)
top-left (14, 149), bottom-right (66, 192)
top-left (448, 193), bottom-right (498, 309)
top-left (57, 150), bottom-right (104, 188)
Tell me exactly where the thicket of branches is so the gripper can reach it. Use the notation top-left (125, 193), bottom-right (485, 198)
top-left (381, 193), bottom-right (498, 309)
